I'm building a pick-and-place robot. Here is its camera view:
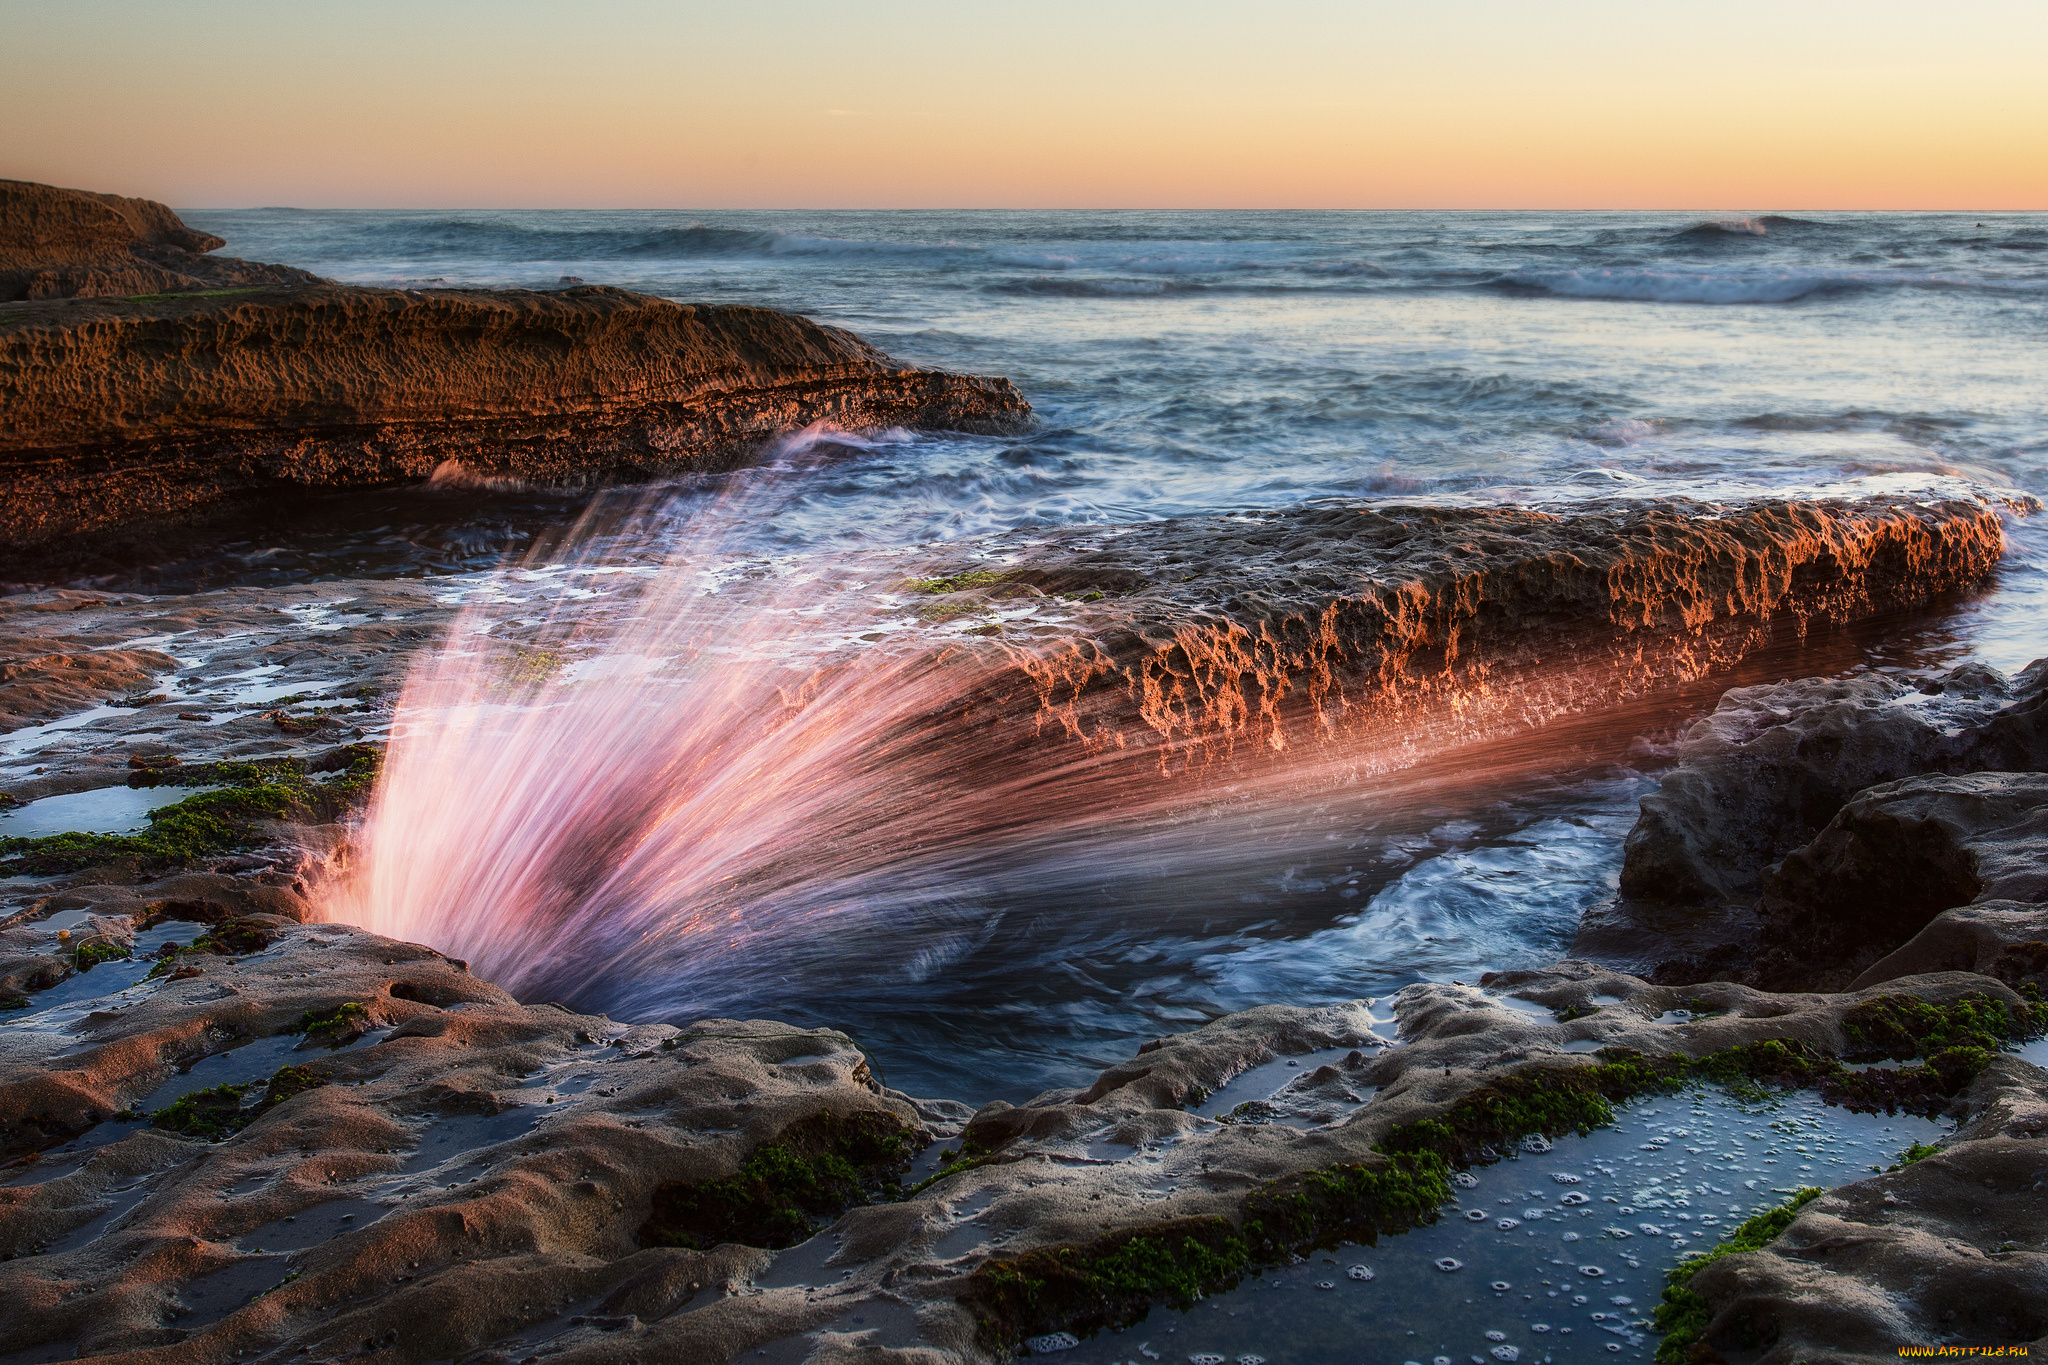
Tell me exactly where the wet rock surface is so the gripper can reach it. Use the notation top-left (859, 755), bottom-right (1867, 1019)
top-left (2, 926), bottom-right (2041, 1364)
top-left (1, 918), bottom-right (938, 1364)
top-left (1673, 1056), bottom-right (2048, 1364)
top-left (925, 495), bottom-right (2009, 770)
top-left (1576, 652), bottom-right (2048, 992)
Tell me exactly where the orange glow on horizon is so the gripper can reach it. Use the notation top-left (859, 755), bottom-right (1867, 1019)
top-left (2, 0), bottom-right (2043, 210)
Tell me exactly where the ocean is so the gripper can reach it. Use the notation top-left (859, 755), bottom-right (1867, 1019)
top-left (169, 208), bottom-right (2048, 1098)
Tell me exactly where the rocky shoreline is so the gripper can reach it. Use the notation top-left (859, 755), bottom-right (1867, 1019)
top-left (2, 179), bottom-right (2045, 1365)
top-left (0, 181), bottom-right (1029, 552)
top-left (1, 892), bottom-right (2042, 1363)
top-left (2, 494), bottom-right (2044, 1362)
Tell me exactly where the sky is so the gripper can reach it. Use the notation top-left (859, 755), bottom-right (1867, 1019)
top-left (3, 0), bottom-right (2043, 210)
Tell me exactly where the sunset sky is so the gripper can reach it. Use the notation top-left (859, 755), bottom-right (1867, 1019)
top-left (4, 0), bottom-right (2043, 209)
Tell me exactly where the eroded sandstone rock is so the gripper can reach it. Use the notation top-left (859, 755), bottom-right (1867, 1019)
top-left (0, 180), bottom-right (317, 302)
top-left (927, 496), bottom-right (2011, 780)
top-left (0, 179), bottom-right (1031, 551)
top-left (1, 282), bottom-right (1030, 550)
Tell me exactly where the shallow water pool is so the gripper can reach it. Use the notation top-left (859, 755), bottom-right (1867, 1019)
top-left (1034, 1088), bottom-right (1946, 1365)
top-left (0, 784), bottom-right (221, 839)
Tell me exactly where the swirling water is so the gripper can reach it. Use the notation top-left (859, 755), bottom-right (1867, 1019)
top-left (153, 209), bottom-right (2048, 1099)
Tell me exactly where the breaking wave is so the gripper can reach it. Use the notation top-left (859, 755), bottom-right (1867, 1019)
top-left (1495, 267), bottom-right (2047, 305)
top-left (1669, 214), bottom-right (1827, 240)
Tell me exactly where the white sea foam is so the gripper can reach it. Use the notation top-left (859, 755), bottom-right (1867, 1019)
top-left (1584, 419), bottom-right (1660, 446)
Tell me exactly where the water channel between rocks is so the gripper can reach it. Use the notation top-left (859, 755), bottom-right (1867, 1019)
top-left (1009, 1090), bottom-right (1946, 1365)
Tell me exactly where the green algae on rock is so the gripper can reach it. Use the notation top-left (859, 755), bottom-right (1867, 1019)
top-left (0, 749), bottom-right (378, 876)
top-left (149, 1062), bottom-right (331, 1142)
top-left (1652, 1187), bottom-right (1824, 1364)
top-left (637, 1108), bottom-right (923, 1251)
top-left (962, 1216), bottom-right (1253, 1349)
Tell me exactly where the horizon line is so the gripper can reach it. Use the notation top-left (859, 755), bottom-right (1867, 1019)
top-left (174, 204), bottom-right (2048, 215)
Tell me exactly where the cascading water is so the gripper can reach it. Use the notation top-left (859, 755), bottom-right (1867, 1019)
top-left (318, 466), bottom-right (1977, 1093)
top-left (320, 478), bottom-right (1020, 1012)
top-left (318, 469), bottom-right (1599, 1031)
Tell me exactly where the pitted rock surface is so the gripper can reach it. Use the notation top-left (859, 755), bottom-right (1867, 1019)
top-left (926, 496), bottom-right (2009, 772)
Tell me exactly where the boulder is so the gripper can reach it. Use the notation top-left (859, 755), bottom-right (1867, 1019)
top-left (1576, 658), bottom-right (2048, 987)
top-left (1748, 772), bottom-right (2048, 989)
top-left (1854, 900), bottom-right (2048, 990)
top-left (1619, 660), bottom-right (2048, 905)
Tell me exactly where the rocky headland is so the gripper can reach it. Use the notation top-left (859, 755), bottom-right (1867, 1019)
top-left (0, 180), bottom-right (1030, 552)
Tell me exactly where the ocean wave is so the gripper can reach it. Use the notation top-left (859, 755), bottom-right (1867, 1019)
top-left (1583, 418), bottom-right (1662, 446)
top-left (350, 218), bottom-right (977, 263)
top-left (1495, 267), bottom-right (2046, 305)
top-left (1670, 213), bottom-right (1827, 240)
top-left (986, 276), bottom-right (1175, 297)
top-left (1117, 254), bottom-right (1271, 275)
top-left (1301, 260), bottom-right (1390, 277)
top-left (1498, 268), bottom-right (1846, 303)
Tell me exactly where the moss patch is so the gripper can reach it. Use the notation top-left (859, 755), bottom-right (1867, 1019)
top-left (498, 647), bottom-right (565, 688)
top-left (1841, 991), bottom-right (2041, 1061)
top-left (1376, 1002), bottom-right (2042, 1167)
top-left (145, 917), bottom-right (279, 977)
top-left (1886, 1140), bottom-right (1941, 1171)
top-left (906, 569), bottom-right (1009, 594)
top-left (298, 1002), bottom-right (373, 1045)
top-left (964, 1150), bottom-right (1451, 1351)
top-left (73, 941), bottom-right (131, 972)
top-left (1652, 1188), bottom-right (1821, 1364)
top-left (963, 1217), bottom-right (1250, 1348)
top-left (1241, 1151), bottom-right (1453, 1256)
top-left (151, 1082), bottom-right (251, 1141)
top-left (150, 1062), bottom-right (329, 1141)
top-left (638, 1109), bottom-right (922, 1251)
top-left (2, 750), bottom-right (379, 875)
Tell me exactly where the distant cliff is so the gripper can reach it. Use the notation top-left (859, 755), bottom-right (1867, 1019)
top-left (0, 182), bottom-right (1031, 548)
